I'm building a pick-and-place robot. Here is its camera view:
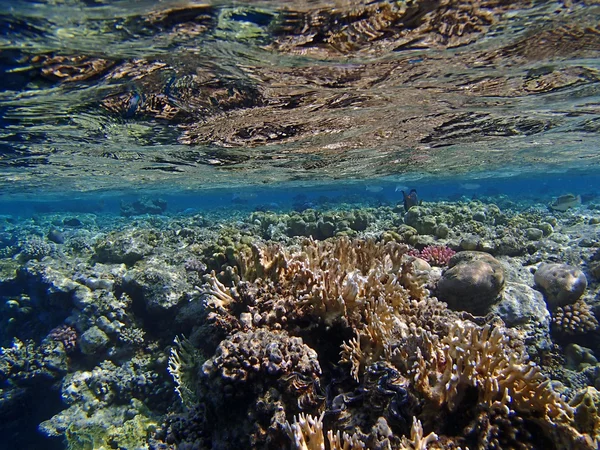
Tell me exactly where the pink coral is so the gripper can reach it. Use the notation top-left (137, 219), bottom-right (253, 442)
top-left (47, 325), bottom-right (78, 353)
top-left (407, 248), bottom-right (421, 259)
top-left (416, 245), bottom-right (456, 266)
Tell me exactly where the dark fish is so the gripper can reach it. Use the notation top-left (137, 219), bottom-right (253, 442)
top-left (402, 189), bottom-right (419, 212)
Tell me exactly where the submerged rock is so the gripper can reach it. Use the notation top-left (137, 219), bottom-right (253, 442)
top-left (47, 229), bottom-right (65, 244)
top-left (491, 282), bottom-right (550, 348)
top-left (120, 198), bottom-right (167, 216)
top-left (564, 344), bottom-right (598, 372)
top-left (534, 262), bottom-right (587, 308)
top-left (79, 326), bottom-right (110, 355)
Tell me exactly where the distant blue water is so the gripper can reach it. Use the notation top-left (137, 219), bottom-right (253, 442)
top-left (0, 171), bottom-right (598, 217)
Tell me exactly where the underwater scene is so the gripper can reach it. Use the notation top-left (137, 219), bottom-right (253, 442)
top-left (1, 0), bottom-right (600, 449)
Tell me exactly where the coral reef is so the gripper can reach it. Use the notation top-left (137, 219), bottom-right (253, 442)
top-left (120, 198), bottom-right (167, 217)
top-left (46, 325), bottom-right (78, 354)
top-left (2, 197), bottom-right (600, 449)
top-left (159, 236), bottom-right (598, 449)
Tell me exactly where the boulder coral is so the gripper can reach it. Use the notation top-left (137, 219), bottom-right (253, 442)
top-left (534, 263), bottom-right (587, 309)
top-left (436, 251), bottom-right (505, 315)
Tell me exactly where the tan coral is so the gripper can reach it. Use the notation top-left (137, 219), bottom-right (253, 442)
top-left (201, 237), bottom-right (455, 382)
top-left (285, 413), bottom-right (326, 450)
top-left (408, 320), bottom-right (573, 424)
top-left (552, 299), bottom-right (599, 335)
top-left (202, 237), bottom-right (427, 332)
top-left (286, 414), bottom-right (437, 450)
top-left (327, 429), bottom-right (366, 450)
top-left (399, 417), bottom-right (439, 450)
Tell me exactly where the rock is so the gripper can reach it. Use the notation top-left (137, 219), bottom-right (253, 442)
top-left (491, 282), bottom-right (550, 347)
top-left (534, 263), bottom-right (587, 308)
top-left (460, 235), bottom-right (480, 251)
top-left (317, 220), bottom-right (335, 238)
top-left (538, 223), bottom-right (553, 236)
top-left (404, 207), bottom-right (436, 235)
top-left (93, 232), bottom-right (153, 266)
top-left (122, 257), bottom-right (189, 314)
top-left (472, 211), bottom-right (486, 222)
top-left (436, 251), bottom-right (505, 315)
top-left (63, 217), bottom-right (83, 227)
top-left (349, 211), bottom-right (369, 231)
top-left (578, 238), bottom-right (595, 248)
top-left (564, 344), bottom-right (598, 371)
top-left (525, 228), bottom-right (543, 241)
top-left (496, 236), bottom-right (524, 256)
top-left (435, 223), bottom-right (449, 239)
top-left (47, 229), bottom-right (65, 244)
top-left (79, 326), bottom-right (110, 355)
top-left (570, 386), bottom-right (600, 440)
top-left (287, 216), bottom-right (308, 236)
top-left (120, 197), bottom-right (167, 216)
top-left (590, 261), bottom-right (600, 281)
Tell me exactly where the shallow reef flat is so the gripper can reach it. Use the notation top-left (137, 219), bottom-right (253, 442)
top-left (1, 197), bottom-right (600, 449)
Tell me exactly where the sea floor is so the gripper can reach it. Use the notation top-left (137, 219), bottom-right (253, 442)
top-left (1, 194), bottom-right (600, 449)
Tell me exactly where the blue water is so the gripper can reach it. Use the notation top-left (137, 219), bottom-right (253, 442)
top-left (0, 172), bottom-right (598, 218)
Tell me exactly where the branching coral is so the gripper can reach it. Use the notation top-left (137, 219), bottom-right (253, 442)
top-left (285, 412), bottom-right (326, 450)
top-left (202, 237), bottom-right (430, 334)
top-left (285, 413), bottom-right (437, 450)
top-left (408, 245), bottom-right (456, 267)
top-left (408, 320), bottom-right (573, 423)
top-left (189, 236), bottom-right (592, 449)
top-left (399, 417), bottom-right (439, 450)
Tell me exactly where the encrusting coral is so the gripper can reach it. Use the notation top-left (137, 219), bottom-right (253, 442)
top-left (159, 236), bottom-right (600, 449)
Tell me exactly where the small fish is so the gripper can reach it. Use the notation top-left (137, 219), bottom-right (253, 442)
top-left (124, 90), bottom-right (143, 118)
top-left (549, 194), bottom-right (581, 212)
top-left (395, 185), bottom-right (409, 193)
top-left (365, 185), bottom-right (384, 193)
top-left (460, 183), bottom-right (481, 190)
top-left (402, 189), bottom-right (419, 212)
